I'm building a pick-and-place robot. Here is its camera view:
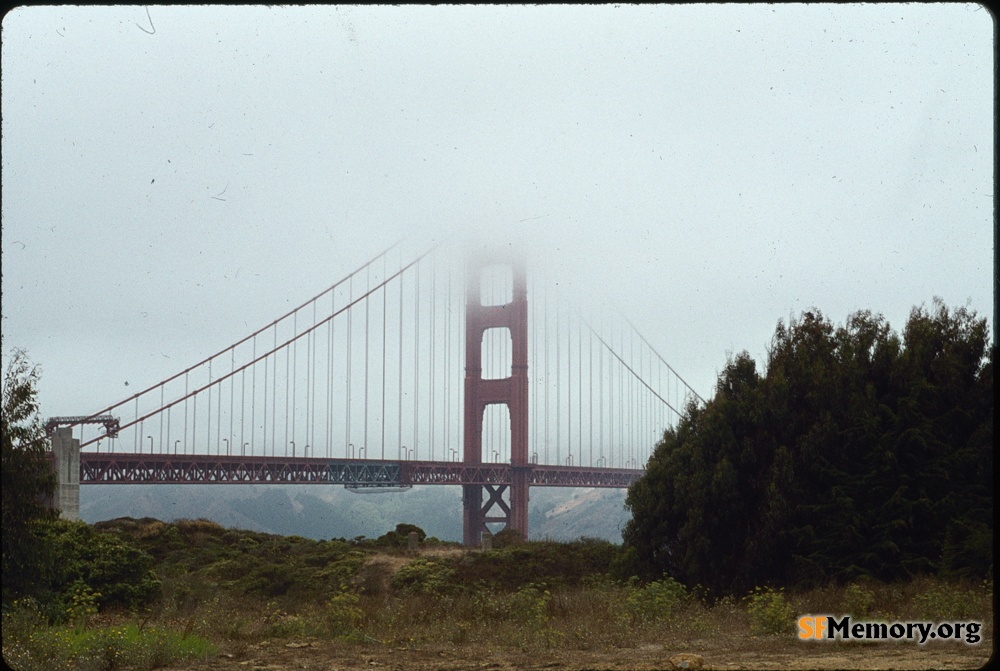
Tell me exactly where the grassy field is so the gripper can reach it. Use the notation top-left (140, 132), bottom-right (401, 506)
top-left (2, 518), bottom-right (992, 670)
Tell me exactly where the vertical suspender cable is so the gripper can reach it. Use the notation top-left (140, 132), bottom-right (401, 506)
top-left (589, 320), bottom-right (593, 467)
top-left (566, 309), bottom-right (573, 463)
top-left (193, 379), bottom-right (198, 453)
top-left (306, 310), bottom-right (311, 456)
top-left (555, 295), bottom-right (560, 465)
top-left (364, 265), bottom-right (370, 459)
top-left (159, 386), bottom-right (165, 458)
top-left (346, 276), bottom-right (353, 456)
top-left (544, 281), bottom-right (549, 465)
top-left (430, 258), bottom-right (436, 460)
top-left (445, 261), bottom-right (451, 458)
top-left (183, 374), bottom-right (188, 454)
top-left (207, 362), bottom-right (212, 453)
top-left (398, 259), bottom-right (404, 457)
top-left (251, 338), bottom-right (256, 455)
top-left (381, 253), bottom-right (387, 461)
top-left (311, 302), bottom-right (317, 454)
top-left (240, 365), bottom-right (245, 457)
top-left (578, 314), bottom-right (582, 466)
top-left (230, 353), bottom-right (235, 456)
top-left (326, 291), bottom-right (337, 459)
top-left (413, 261), bottom-right (420, 460)
top-left (271, 325), bottom-right (277, 456)
top-left (598, 313), bottom-right (604, 465)
top-left (217, 358), bottom-right (223, 452)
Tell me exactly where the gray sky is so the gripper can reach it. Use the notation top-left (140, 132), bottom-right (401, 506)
top-left (2, 4), bottom-right (994, 422)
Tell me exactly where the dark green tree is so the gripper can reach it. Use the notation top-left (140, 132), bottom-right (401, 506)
top-left (2, 349), bottom-right (57, 603)
top-left (623, 302), bottom-right (992, 596)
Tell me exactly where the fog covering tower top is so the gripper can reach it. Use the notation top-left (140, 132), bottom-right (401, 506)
top-left (462, 248), bottom-right (529, 545)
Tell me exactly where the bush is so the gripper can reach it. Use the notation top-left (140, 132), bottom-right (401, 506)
top-left (745, 586), bottom-right (794, 635)
top-left (390, 558), bottom-right (457, 596)
top-left (843, 582), bottom-right (875, 617)
top-left (35, 520), bottom-right (162, 613)
top-left (624, 576), bottom-right (689, 624)
top-left (912, 581), bottom-right (988, 620)
top-left (325, 587), bottom-right (363, 637)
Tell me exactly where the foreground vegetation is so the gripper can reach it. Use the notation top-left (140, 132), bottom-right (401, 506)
top-left (2, 518), bottom-right (993, 670)
top-left (626, 301), bottom-right (993, 594)
top-left (2, 298), bottom-right (992, 669)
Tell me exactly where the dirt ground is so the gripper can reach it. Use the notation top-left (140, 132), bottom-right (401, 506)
top-left (174, 636), bottom-right (992, 671)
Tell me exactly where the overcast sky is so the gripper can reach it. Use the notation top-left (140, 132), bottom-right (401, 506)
top-left (2, 4), bottom-right (994, 422)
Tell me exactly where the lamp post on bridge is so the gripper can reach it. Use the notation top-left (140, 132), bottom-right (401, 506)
top-left (222, 438), bottom-right (229, 456)
top-left (147, 435), bottom-right (153, 453)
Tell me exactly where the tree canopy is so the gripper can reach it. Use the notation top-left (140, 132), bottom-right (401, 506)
top-left (2, 349), bottom-right (57, 602)
top-left (623, 300), bottom-right (992, 596)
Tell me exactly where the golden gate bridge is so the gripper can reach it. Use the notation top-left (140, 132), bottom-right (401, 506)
top-left (46, 241), bottom-right (703, 545)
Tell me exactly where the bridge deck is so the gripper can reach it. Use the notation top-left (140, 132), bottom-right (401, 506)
top-left (78, 453), bottom-right (643, 488)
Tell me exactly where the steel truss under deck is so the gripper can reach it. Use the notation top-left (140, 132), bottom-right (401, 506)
top-left (79, 453), bottom-right (642, 488)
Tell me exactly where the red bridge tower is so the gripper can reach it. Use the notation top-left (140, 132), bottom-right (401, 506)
top-left (463, 250), bottom-right (529, 545)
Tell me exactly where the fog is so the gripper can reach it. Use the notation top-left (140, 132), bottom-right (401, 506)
top-left (2, 5), bottom-right (993, 430)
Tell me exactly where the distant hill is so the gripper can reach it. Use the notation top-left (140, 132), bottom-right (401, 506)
top-left (79, 484), bottom-right (630, 543)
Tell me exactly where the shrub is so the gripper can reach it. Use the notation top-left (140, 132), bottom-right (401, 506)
top-left (325, 587), bottom-right (363, 637)
top-left (390, 558), bottom-right (457, 596)
top-left (912, 581), bottom-right (987, 620)
top-left (843, 582), bottom-right (875, 617)
top-left (624, 576), bottom-right (689, 624)
top-left (745, 586), bottom-right (794, 635)
top-left (35, 520), bottom-right (162, 613)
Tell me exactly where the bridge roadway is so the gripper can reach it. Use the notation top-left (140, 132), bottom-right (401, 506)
top-left (79, 453), bottom-right (644, 489)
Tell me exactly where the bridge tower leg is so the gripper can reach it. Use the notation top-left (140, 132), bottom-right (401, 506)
top-left (51, 427), bottom-right (81, 521)
top-left (463, 250), bottom-right (529, 546)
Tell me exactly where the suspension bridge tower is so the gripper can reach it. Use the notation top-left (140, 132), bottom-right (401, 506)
top-left (463, 249), bottom-right (529, 546)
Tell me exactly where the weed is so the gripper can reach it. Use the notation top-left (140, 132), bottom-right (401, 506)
top-left (1, 602), bottom-right (216, 671)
